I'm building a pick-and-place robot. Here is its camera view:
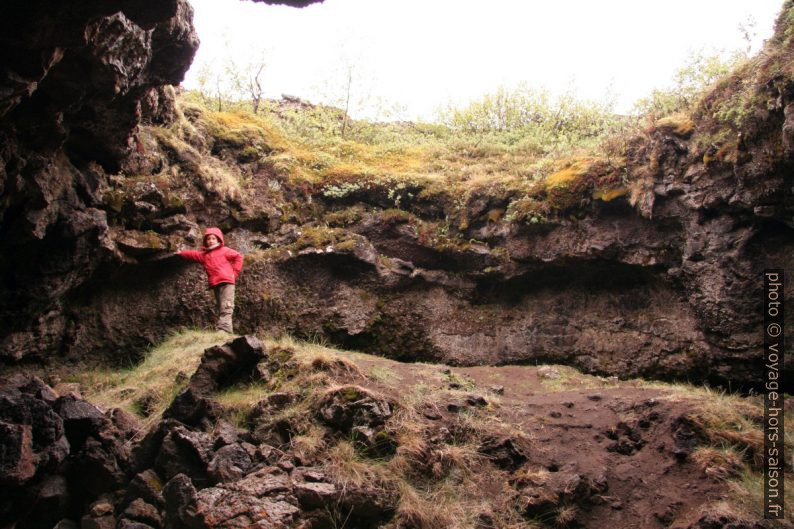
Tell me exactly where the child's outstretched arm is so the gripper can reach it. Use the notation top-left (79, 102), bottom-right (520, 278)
top-left (177, 249), bottom-right (204, 263)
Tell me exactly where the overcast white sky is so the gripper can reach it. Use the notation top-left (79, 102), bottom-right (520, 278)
top-left (183, 0), bottom-right (783, 120)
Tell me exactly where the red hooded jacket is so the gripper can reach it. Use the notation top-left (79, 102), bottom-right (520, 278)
top-left (178, 227), bottom-right (243, 287)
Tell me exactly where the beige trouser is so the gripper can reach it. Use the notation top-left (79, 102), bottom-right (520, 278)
top-left (212, 283), bottom-right (235, 333)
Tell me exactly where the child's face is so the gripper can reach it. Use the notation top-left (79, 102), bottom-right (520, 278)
top-left (205, 234), bottom-right (219, 246)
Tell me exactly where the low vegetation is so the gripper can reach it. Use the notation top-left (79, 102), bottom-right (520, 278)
top-left (71, 330), bottom-right (792, 527)
top-left (161, 39), bottom-right (763, 234)
top-left (69, 330), bottom-right (232, 431)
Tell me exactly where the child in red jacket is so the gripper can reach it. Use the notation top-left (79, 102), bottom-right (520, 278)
top-left (177, 227), bottom-right (243, 333)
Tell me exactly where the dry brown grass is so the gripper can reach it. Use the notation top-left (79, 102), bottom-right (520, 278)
top-left (71, 328), bottom-right (789, 528)
top-left (691, 446), bottom-right (747, 481)
top-left (195, 158), bottom-right (246, 201)
top-left (75, 329), bottom-right (231, 430)
top-left (642, 380), bottom-right (793, 523)
top-left (649, 383), bottom-right (774, 471)
top-left (394, 483), bottom-right (456, 529)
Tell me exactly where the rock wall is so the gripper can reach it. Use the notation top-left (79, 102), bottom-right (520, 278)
top-left (0, 0), bottom-right (791, 391)
top-left (0, 0), bottom-right (200, 361)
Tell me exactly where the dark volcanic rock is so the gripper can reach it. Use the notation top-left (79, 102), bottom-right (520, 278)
top-left (0, 375), bottom-right (130, 529)
top-left (351, 425), bottom-right (397, 458)
top-left (316, 386), bottom-right (393, 431)
top-left (0, 0), bottom-right (792, 402)
top-left (121, 498), bottom-right (162, 528)
top-left (207, 443), bottom-right (253, 483)
top-left (0, 421), bottom-right (36, 485)
top-left (163, 387), bottom-right (225, 429)
top-left (124, 469), bottom-right (165, 509)
top-left (0, 376), bottom-right (69, 482)
top-left (162, 473), bottom-right (198, 529)
top-left (188, 335), bottom-right (267, 395)
top-left (54, 395), bottom-right (108, 450)
top-left (0, 0), bottom-right (199, 364)
top-left (154, 426), bottom-right (213, 484)
top-left (479, 436), bottom-right (528, 471)
top-left (163, 336), bottom-right (265, 428)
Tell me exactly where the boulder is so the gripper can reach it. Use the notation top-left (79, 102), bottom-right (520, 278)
top-left (69, 435), bottom-right (129, 497)
top-left (316, 386), bottom-right (393, 431)
top-left (293, 482), bottom-right (338, 510)
top-left (219, 468), bottom-right (291, 497)
top-left (117, 520), bottom-right (156, 529)
top-left (162, 474), bottom-right (198, 529)
top-left (604, 421), bottom-right (646, 456)
top-left (0, 421), bottom-right (36, 485)
top-left (122, 498), bottom-right (162, 528)
top-left (188, 336), bottom-right (267, 395)
top-left (17, 474), bottom-right (71, 529)
top-left (124, 470), bottom-right (165, 509)
top-left (671, 415), bottom-right (698, 462)
top-left (154, 426), bottom-right (213, 484)
top-left (207, 444), bottom-right (253, 483)
top-left (212, 420), bottom-right (241, 449)
top-left (351, 426), bottom-right (397, 458)
top-left (54, 395), bottom-right (110, 450)
top-left (106, 408), bottom-right (139, 441)
top-left (163, 387), bottom-right (225, 429)
top-left (192, 487), bottom-right (299, 529)
top-left (0, 378), bottom-right (69, 474)
top-left (0, 375), bottom-right (132, 528)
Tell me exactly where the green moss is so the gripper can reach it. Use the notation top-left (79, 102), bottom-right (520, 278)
top-left (206, 114), bottom-right (263, 149)
top-left (238, 145), bottom-right (261, 163)
top-left (540, 157), bottom-right (623, 212)
top-left (543, 159), bottom-right (594, 211)
top-left (592, 187), bottom-right (628, 202)
top-left (334, 239), bottom-right (358, 252)
top-left (165, 193), bottom-right (185, 210)
top-left (655, 114), bottom-right (696, 137)
top-left (145, 231), bottom-right (165, 249)
top-left (380, 208), bottom-right (412, 224)
top-left (271, 346), bottom-right (296, 365)
top-left (340, 386), bottom-right (363, 402)
top-left (291, 225), bottom-right (365, 253)
top-left (294, 226), bottom-right (340, 250)
top-left (104, 190), bottom-right (126, 213)
top-left (324, 206), bottom-right (364, 227)
top-left (150, 127), bottom-right (202, 169)
top-left (505, 197), bottom-right (549, 224)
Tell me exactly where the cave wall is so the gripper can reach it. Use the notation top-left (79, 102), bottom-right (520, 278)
top-left (0, 0), bottom-right (791, 391)
top-left (0, 0), bottom-right (201, 360)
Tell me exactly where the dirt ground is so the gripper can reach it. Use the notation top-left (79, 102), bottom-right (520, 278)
top-left (345, 353), bottom-right (762, 528)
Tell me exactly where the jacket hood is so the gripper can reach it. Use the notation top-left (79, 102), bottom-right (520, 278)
top-left (202, 227), bottom-right (225, 249)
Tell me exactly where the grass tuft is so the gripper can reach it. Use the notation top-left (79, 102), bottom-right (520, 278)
top-left (76, 329), bottom-right (230, 430)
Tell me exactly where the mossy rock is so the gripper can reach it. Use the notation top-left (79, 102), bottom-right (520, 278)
top-left (544, 160), bottom-right (592, 211)
top-left (334, 239), bottom-right (358, 252)
top-left (340, 387), bottom-right (364, 403)
top-left (592, 187), bottom-right (629, 202)
top-left (655, 114), bottom-right (696, 138)
top-left (379, 208), bottom-right (412, 225)
top-left (505, 196), bottom-right (549, 224)
top-left (324, 206), bottom-right (365, 227)
top-left (114, 229), bottom-right (171, 256)
top-left (204, 111), bottom-right (283, 153)
top-left (103, 190), bottom-right (127, 213)
top-left (237, 145), bottom-right (261, 163)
